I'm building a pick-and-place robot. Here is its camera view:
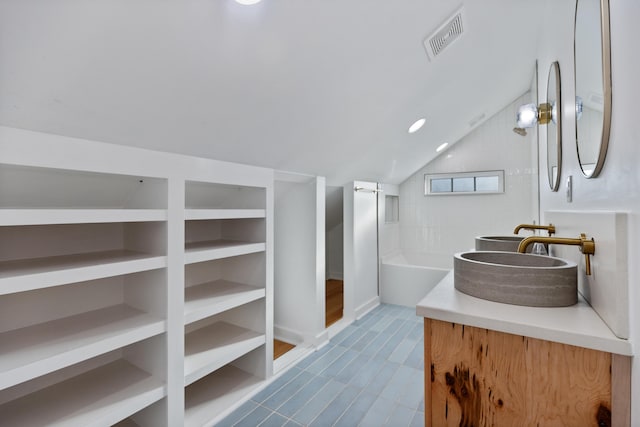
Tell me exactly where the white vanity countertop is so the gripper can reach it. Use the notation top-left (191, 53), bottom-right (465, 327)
top-left (416, 271), bottom-right (633, 356)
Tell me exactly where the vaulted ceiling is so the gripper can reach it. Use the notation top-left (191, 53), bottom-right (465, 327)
top-left (0, 0), bottom-right (542, 185)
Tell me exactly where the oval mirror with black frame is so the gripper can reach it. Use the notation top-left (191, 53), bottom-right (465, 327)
top-left (574, 0), bottom-right (612, 178)
top-left (546, 61), bottom-right (562, 191)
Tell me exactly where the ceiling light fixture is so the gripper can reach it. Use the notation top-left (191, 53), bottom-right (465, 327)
top-left (436, 142), bottom-right (448, 152)
top-left (234, 0), bottom-right (262, 5)
top-left (408, 118), bottom-right (426, 134)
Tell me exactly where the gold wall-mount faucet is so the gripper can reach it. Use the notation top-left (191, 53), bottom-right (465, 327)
top-left (513, 223), bottom-right (556, 236)
top-left (517, 233), bottom-right (596, 275)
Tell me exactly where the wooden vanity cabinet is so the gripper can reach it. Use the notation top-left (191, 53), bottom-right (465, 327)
top-left (424, 319), bottom-right (631, 427)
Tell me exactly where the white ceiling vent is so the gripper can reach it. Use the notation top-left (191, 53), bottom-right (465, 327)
top-left (423, 8), bottom-right (465, 60)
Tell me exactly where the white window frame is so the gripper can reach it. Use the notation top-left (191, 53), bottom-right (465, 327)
top-left (424, 170), bottom-right (505, 196)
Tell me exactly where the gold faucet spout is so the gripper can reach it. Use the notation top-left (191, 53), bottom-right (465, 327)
top-left (513, 223), bottom-right (556, 236)
top-left (517, 233), bottom-right (596, 275)
top-left (517, 236), bottom-right (581, 251)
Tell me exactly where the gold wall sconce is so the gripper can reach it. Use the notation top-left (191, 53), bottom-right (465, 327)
top-left (516, 102), bottom-right (555, 128)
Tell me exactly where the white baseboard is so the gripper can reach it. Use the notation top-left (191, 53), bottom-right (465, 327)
top-left (313, 329), bottom-right (330, 347)
top-left (325, 317), bottom-right (352, 340)
top-left (355, 296), bottom-right (380, 320)
top-left (273, 325), bottom-right (304, 345)
top-left (274, 324), bottom-right (331, 348)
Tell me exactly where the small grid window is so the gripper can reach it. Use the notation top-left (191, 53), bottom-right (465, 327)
top-left (425, 170), bottom-right (504, 195)
top-left (452, 177), bottom-right (474, 192)
top-left (430, 178), bottom-right (452, 193)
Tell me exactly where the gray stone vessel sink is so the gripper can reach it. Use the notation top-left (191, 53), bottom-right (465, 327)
top-left (475, 235), bottom-right (526, 252)
top-left (454, 251), bottom-right (578, 307)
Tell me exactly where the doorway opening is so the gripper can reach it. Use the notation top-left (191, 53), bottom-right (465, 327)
top-left (325, 279), bottom-right (344, 327)
top-left (325, 186), bottom-right (344, 328)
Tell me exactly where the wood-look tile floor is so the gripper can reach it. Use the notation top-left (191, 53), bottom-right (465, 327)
top-left (220, 304), bottom-right (425, 427)
top-left (325, 279), bottom-right (344, 328)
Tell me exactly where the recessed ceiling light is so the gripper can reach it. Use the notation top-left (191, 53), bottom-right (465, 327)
top-left (235, 0), bottom-right (262, 5)
top-left (408, 118), bottom-right (426, 134)
top-left (436, 142), bottom-right (449, 152)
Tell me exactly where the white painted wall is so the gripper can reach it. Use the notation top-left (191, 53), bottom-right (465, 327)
top-left (343, 184), bottom-right (354, 324)
top-left (398, 93), bottom-right (538, 268)
top-left (326, 223), bottom-right (343, 280)
top-left (273, 175), bottom-right (326, 346)
top-left (343, 181), bottom-right (380, 321)
top-left (325, 185), bottom-right (344, 280)
top-left (536, 1), bottom-right (640, 421)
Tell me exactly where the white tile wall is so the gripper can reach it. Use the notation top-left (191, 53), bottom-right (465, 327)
top-left (536, 6), bottom-right (640, 418)
top-left (397, 93), bottom-right (539, 268)
top-left (545, 210), bottom-right (629, 339)
top-left (379, 184), bottom-right (401, 259)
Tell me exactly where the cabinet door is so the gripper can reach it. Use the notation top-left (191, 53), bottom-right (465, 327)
top-left (424, 319), bottom-right (615, 427)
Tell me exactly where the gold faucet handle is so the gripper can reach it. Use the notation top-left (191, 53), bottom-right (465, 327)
top-left (579, 233), bottom-right (595, 255)
top-left (579, 233), bottom-right (595, 275)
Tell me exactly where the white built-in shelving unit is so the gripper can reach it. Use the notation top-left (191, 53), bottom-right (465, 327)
top-left (0, 163), bottom-right (169, 426)
top-left (183, 181), bottom-right (270, 427)
top-left (0, 126), bottom-right (274, 427)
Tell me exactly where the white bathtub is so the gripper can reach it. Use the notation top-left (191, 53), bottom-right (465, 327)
top-left (380, 252), bottom-right (451, 307)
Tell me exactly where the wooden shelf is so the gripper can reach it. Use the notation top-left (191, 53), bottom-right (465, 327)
top-left (0, 209), bottom-right (167, 226)
top-left (0, 359), bottom-right (165, 427)
top-left (0, 250), bottom-right (167, 296)
top-left (184, 322), bottom-right (265, 386)
top-left (184, 240), bottom-right (265, 264)
top-left (184, 280), bottom-right (265, 325)
top-left (184, 209), bottom-right (265, 221)
top-left (185, 365), bottom-right (263, 427)
top-left (0, 304), bottom-right (166, 390)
